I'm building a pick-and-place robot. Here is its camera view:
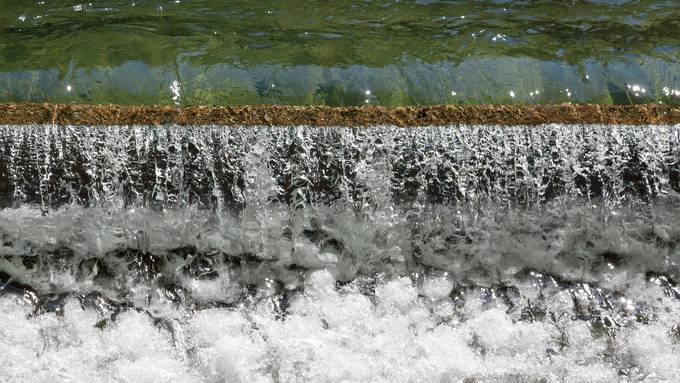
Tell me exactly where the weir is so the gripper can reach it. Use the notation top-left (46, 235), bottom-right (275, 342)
top-left (3, 0), bottom-right (680, 380)
top-left (1, 123), bottom-right (680, 381)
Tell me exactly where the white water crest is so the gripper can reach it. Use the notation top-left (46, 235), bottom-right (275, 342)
top-left (1, 124), bottom-right (680, 382)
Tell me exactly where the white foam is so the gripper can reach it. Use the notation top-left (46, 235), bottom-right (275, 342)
top-left (2, 275), bottom-right (679, 382)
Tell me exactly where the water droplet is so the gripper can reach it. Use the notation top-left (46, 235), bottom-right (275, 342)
top-left (170, 80), bottom-right (181, 105)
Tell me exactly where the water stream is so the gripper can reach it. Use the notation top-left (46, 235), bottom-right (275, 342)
top-left (2, 1), bottom-right (679, 105)
top-left (1, 124), bottom-right (680, 382)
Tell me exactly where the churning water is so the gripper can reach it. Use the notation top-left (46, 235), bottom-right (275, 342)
top-left (1, 124), bottom-right (680, 382)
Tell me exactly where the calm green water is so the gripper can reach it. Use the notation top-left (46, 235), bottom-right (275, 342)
top-left (1, 0), bottom-right (679, 106)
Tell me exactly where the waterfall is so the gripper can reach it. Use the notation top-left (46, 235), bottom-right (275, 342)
top-left (1, 124), bottom-right (680, 381)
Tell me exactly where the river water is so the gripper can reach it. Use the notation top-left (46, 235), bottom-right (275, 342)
top-left (1, 1), bottom-right (679, 105)
top-left (1, 124), bottom-right (680, 382)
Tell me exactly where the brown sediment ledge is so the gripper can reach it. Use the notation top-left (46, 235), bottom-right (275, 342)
top-left (0, 103), bottom-right (678, 126)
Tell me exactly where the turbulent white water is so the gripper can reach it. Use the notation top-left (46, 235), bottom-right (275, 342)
top-left (1, 124), bottom-right (680, 382)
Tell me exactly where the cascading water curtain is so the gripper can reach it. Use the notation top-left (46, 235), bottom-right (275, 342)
top-left (1, 124), bottom-right (680, 382)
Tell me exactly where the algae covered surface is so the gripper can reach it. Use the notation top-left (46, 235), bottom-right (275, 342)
top-left (0, 103), bottom-right (679, 126)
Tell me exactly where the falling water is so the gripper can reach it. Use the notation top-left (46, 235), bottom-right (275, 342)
top-left (1, 124), bottom-right (680, 382)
